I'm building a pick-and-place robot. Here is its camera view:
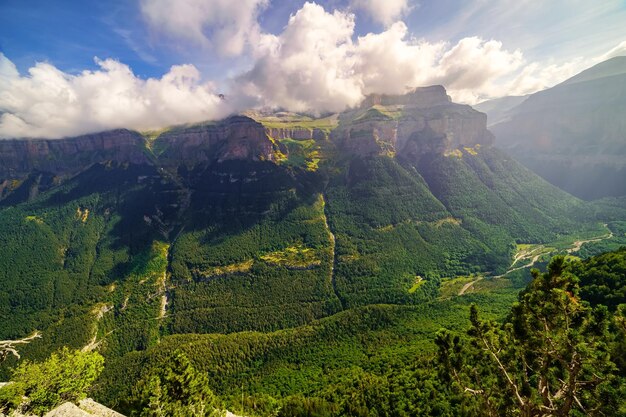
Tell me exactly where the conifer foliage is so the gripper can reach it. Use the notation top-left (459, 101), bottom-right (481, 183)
top-left (436, 256), bottom-right (622, 416)
top-left (133, 350), bottom-right (223, 417)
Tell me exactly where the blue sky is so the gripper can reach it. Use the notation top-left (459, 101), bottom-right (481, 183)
top-left (1, 0), bottom-right (626, 138)
top-left (3, 1), bottom-right (626, 79)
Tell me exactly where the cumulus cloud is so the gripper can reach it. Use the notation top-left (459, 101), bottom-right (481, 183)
top-left (140, 0), bottom-right (268, 56)
top-left (351, 0), bottom-right (411, 26)
top-left (2, 1), bottom-right (619, 139)
top-left (506, 59), bottom-right (586, 96)
top-left (354, 22), bottom-right (445, 95)
top-left (236, 2), bottom-right (364, 113)
top-left (236, 2), bottom-right (527, 110)
top-left (0, 54), bottom-right (232, 139)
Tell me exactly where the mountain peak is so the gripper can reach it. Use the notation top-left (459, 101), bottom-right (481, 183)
top-left (335, 85), bottom-right (493, 157)
top-left (489, 56), bottom-right (626, 199)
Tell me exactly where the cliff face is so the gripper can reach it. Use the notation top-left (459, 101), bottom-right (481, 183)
top-left (0, 130), bottom-right (148, 180)
top-left (333, 86), bottom-right (494, 158)
top-left (488, 57), bottom-right (626, 199)
top-left (0, 87), bottom-right (494, 194)
top-left (360, 85), bottom-right (452, 108)
top-left (0, 117), bottom-right (281, 181)
top-left (156, 116), bottom-right (282, 165)
top-left (264, 127), bottom-right (327, 141)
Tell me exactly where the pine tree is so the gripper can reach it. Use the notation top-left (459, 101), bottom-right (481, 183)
top-left (136, 350), bottom-right (223, 417)
top-left (437, 256), bottom-right (621, 416)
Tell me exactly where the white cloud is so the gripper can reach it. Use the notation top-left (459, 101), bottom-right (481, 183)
top-left (0, 54), bottom-right (232, 139)
top-left (236, 2), bottom-right (364, 113)
top-left (351, 0), bottom-right (411, 26)
top-left (506, 59), bottom-right (586, 96)
top-left (140, 0), bottom-right (268, 56)
top-left (354, 22), bottom-right (445, 95)
top-left (3, 1), bottom-right (622, 139)
top-left (437, 38), bottom-right (524, 89)
top-left (237, 2), bottom-right (528, 109)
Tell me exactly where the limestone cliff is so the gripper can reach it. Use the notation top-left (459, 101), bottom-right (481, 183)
top-left (0, 87), bottom-right (494, 195)
top-left (333, 86), bottom-right (494, 158)
top-left (0, 130), bottom-right (148, 180)
top-left (154, 116), bottom-right (283, 166)
top-left (0, 116), bottom-right (283, 201)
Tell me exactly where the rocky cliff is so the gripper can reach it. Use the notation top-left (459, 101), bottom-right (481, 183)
top-left (0, 399), bottom-right (125, 417)
top-left (0, 86), bottom-right (494, 197)
top-left (360, 85), bottom-right (452, 108)
top-left (154, 116), bottom-right (282, 166)
top-left (333, 86), bottom-right (494, 158)
top-left (0, 130), bottom-right (148, 180)
top-left (489, 56), bottom-right (626, 199)
top-left (0, 117), bottom-right (284, 201)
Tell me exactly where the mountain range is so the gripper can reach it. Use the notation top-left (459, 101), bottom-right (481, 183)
top-left (0, 83), bottom-right (624, 414)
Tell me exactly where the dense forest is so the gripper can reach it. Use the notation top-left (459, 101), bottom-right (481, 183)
top-left (1, 249), bottom-right (624, 416)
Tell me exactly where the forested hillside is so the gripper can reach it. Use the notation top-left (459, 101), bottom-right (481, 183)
top-left (93, 249), bottom-right (626, 416)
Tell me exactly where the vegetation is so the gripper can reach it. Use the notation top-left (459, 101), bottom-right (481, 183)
top-left (437, 256), bottom-right (623, 416)
top-left (571, 246), bottom-right (626, 311)
top-left (91, 249), bottom-right (625, 416)
top-left (253, 114), bottom-right (338, 133)
top-left (0, 348), bottom-right (104, 415)
top-left (132, 351), bottom-right (222, 417)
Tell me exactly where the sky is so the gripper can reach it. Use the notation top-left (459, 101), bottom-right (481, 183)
top-left (1, 0), bottom-right (626, 138)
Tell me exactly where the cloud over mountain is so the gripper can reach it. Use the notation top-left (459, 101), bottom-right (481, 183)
top-left (1, 1), bottom-right (622, 139)
top-left (0, 55), bottom-right (231, 139)
top-left (236, 2), bottom-right (528, 110)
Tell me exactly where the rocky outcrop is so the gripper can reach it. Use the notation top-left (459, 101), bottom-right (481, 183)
top-left (334, 86), bottom-right (494, 158)
top-left (0, 88), bottom-right (494, 188)
top-left (74, 399), bottom-right (125, 417)
top-left (1, 399), bottom-right (125, 417)
top-left (43, 403), bottom-right (98, 417)
top-left (264, 127), bottom-right (327, 141)
top-left (0, 117), bottom-right (282, 202)
top-left (156, 116), bottom-right (282, 165)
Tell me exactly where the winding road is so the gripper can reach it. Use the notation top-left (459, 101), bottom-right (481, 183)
top-left (458, 225), bottom-right (614, 296)
top-left (567, 225), bottom-right (613, 254)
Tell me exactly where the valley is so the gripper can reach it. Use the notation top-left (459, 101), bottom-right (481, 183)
top-left (447, 223), bottom-right (617, 297)
top-left (0, 86), bottom-right (625, 416)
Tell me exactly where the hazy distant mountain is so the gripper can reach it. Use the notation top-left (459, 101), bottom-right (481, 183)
top-left (560, 56), bottom-right (626, 86)
top-left (474, 95), bottom-right (528, 126)
top-left (488, 56), bottom-right (626, 200)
